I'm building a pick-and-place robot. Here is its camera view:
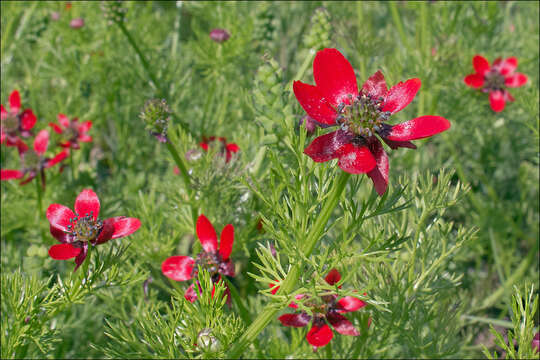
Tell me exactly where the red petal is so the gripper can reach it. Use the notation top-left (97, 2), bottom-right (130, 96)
top-left (325, 268), bottom-right (341, 285)
top-left (306, 324), bottom-right (334, 347)
top-left (184, 283), bottom-right (198, 302)
top-left (489, 90), bottom-right (505, 112)
top-left (75, 189), bottom-right (100, 220)
top-left (304, 130), bottom-right (354, 162)
top-left (337, 296), bottom-right (367, 312)
top-left (472, 55), bottom-right (490, 75)
top-left (196, 214), bottom-right (218, 253)
top-left (464, 74), bottom-right (485, 88)
top-left (293, 81), bottom-right (337, 126)
top-left (161, 256), bottom-right (195, 281)
top-left (48, 243), bottom-right (81, 260)
top-left (219, 224), bottom-right (234, 260)
top-left (366, 137), bottom-right (389, 196)
top-left (382, 137), bottom-right (417, 150)
top-left (57, 113), bottom-right (70, 127)
top-left (503, 90), bottom-right (515, 103)
top-left (381, 78), bottom-right (421, 114)
top-left (278, 313), bottom-right (311, 328)
top-left (78, 134), bottom-right (92, 143)
top-left (327, 312), bottom-right (360, 336)
top-left (20, 109), bottom-right (37, 130)
top-left (105, 216), bottom-right (141, 239)
top-left (78, 120), bottom-right (92, 132)
top-left (497, 57), bottom-right (517, 76)
top-left (33, 130), bottom-right (49, 155)
top-left (9, 90), bottom-right (21, 114)
top-left (386, 115), bottom-right (451, 141)
top-left (336, 144), bottom-right (376, 174)
top-left (1, 169), bottom-right (24, 180)
top-left (313, 48), bottom-right (359, 106)
top-left (270, 282), bottom-right (280, 295)
top-left (46, 203), bottom-right (75, 231)
top-left (361, 70), bottom-right (388, 99)
top-left (94, 218), bottom-right (115, 245)
top-left (226, 143), bottom-right (239, 153)
top-left (505, 73), bottom-right (527, 87)
top-left (73, 243), bottom-right (88, 271)
top-left (1, 105), bottom-right (7, 120)
top-left (46, 150), bottom-right (69, 168)
top-left (49, 122), bottom-right (64, 134)
top-left (15, 138), bottom-right (29, 154)
top-left (50, 225), bottom-right (71, 243)
top-left (199, 142), bottom-right (209, 151)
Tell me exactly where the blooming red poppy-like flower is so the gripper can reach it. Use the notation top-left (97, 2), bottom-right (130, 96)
top-left (46, 189), bottom-right (141, 271)
top-left (293, 48), bottom-right (450, 195)
top-left (200, 136), bottom-right (239, 163)
top-left (464, 55), bottom-right (528, 112)
top-left (1, 90), bottom-right (37, 154)
top-left (1, 130), bottom-right (68, 187)
top-left (161, 214), bottom-right (235, 303)
top-left (277, 269), bottom-right (367, 349)
top-left (49, 113), bottom-right (92, 149)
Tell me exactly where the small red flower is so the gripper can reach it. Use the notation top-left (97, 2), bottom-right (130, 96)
top-left (464, 55), bottom-right (528, 112)
top-left (1, 130), bottom-right (68, 187)
top-left (200, 136), bottom-right (239, 163)
top-left (46, 189), bottom-right (141, 271)
top-left (49, 113), bottom-right (92, 149)
top-left (293, 48), bottom-right (450, 195)
top-left (1, 90), bottom-right (37, 154)
top-left (162, 214), bottom-right (235, 303)
top-left (277, 269), bottom-right (367, 349)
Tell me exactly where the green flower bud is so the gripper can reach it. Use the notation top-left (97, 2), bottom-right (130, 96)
top-left (139, 99), bottom-right (171, 143)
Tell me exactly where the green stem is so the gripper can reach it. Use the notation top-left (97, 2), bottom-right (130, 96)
top-left (35, 175), bottom-right (46, 243)
top-left (227, 172), bottom-right (351, 358)
top-left (69, 153), bottom-right (75, 182)
top-left (356, 2), bottom-right (367, 80)
top-left (461, 315), bottom-right (513, 329)
top-left (325, 339), bottom-right (333, 359)
top-left (408, 209), bottom-right (428, 283)
top-left (389, 2), bottom-right (411, 52)
top-left (223, 277), bottom-right (251, 325)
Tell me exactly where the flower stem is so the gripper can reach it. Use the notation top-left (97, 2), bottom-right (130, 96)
top-left (222, 277), bottom-right (251, 325)
top-left (69, 153), bottom-right (75, 182)
top-left (227, 171), bottom-right (350, 358)
top-left (389, 2), bottom-right (411, 53)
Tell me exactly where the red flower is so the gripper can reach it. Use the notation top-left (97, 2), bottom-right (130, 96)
top-left (46, 189), bottom-right (141, 271)
top-left (464, 55), bottom-right (528, 112)
top-left (277, 269), bottom-right (367, 349)
top-left (49, 113), bottom-right (92, 149)
top-left (293, 49), bottom-right (450, 195)
top-left (209, 28), bottom-right (230, 43)
top-left (1, 90), bottom-right (37, 154)
top-left (161, 214), bottom-right (235, 303)
top-left (1, 130), bottom-right (68, 187)
top-left (200, 136), bottom-right (239, 163)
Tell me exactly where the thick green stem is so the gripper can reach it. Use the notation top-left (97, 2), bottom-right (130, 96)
top-left (227, 172), bottom-right (351, 358)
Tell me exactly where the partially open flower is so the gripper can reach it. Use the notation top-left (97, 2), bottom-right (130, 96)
top-left (1, 90), bottom-right (37, 154)
top-left (46, 189), bottom-right (141, 271)
top-left (69, 18), bottom-right (85, 29)
top-left (49, 113), bottom-right (92, 149)
top-left (1, 130), bottom-right (68, 187)
top-left (162, 214), bottom-right (235, 303)
top-left (277, 269), bottom-right (367, 349)
top-left (140, 99), bottom-right (171, 143)
top-left (464, 55), bottom-right (528, 112)
top-left (209, 28), bottom-right (230, 43)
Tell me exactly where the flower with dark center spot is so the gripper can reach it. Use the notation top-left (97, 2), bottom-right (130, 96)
top-left (1, 130), bottom-right (68, 188)
top-left (293, 48), bottom-right (450, 195)
top-left (1, 90), bottom-right (37, 154)
top-left (162, 214), bottom-right (235, 304)
top-left (464, 55), bottom-right (528, 112)
top-left (49, 113), bottom-right (92, 149)
top-left (46, 189), bottom-right (141, 271)
top-left (277, 269), bottom-right (368, 349)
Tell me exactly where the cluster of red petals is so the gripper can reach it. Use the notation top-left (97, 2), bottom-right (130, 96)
top-left (0, 129), bottom-right (68, 186)
top-left (277, 269), bottom-right (367, 348)
top-left (464, 55), bottom-right (528, 112)
top-left (49, 113), bottom-right (92, 149)
top-left (46, 189), bottom-right (141, 270)
top-left (1, 90), bottom-right (37, 154)
top-left (161, 214), bottom-right (235, 303)
top-left (200, 136), bottom-right (239, 163)
top-left (293, 49), bottom-right (450, 195)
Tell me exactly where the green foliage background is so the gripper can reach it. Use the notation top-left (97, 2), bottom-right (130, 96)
top-left (1, 1), bottom-right (538, 359)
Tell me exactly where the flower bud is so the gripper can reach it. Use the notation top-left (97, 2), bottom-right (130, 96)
top-left (299, 115), bottom-right (317, 134)
top-left (197, 328), bottom-right (220, 351)
top-left (69, 18), bottom-right (85, 29)
top-left (209, 28), bottom-right (230, 43)
top-left (139, 99), bottom-right (171, 143)
top-left (304, 8), bottom-right (331, 51)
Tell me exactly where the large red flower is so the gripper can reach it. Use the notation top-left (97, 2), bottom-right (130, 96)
top-left (161, 214), bottom-right (235, 303)
top-left (49, 113), bottom-right (92, 149)
top-left (464, 55), bottom-right (528, 112)
top-left (1, 129), bottom-right (68, 187)
top-left (1, 90), bottom-right (37, 154)
top-left (46, 189), bottom-right (141, 271)
top-left (277, 269), bottom-right (367, 349)
top-left (293, 48), bottom-right (450, 195)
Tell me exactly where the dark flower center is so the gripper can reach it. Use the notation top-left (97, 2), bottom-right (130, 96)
top-left (1, 114), bottom-right (19, 134)
top-left (66, 212), bottom-right (103, 243)
top-left (192, 251), bottom-right (221, 277)
top-left (336, 93), bottom-right (390, 137)
top-left (22, 150), bottom-right (41, 171)
top-left (484, 70), bottom-right (505, 91)
top-left (65, 125), bottom-right (79, 142)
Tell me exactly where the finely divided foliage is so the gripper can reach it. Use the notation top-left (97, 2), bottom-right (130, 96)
top-left (1, 2), bottom-right (538, 359)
